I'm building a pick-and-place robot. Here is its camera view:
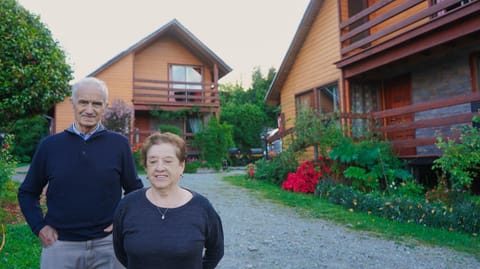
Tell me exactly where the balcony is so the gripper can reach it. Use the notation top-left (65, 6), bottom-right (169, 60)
top-left (132, 78), bottom-right (220, 111)
top-left (337, 0), bottom-right (480, 77)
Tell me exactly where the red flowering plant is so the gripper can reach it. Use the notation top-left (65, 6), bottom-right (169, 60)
top-left (282, 156), bottom-right (331, 194)
top-left (247, 163), bottom-right (256, 179)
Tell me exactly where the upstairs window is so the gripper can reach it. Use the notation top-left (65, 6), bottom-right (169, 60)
top-left (170, 65), bottom-right (203, 102)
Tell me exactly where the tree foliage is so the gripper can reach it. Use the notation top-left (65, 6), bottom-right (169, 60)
top-left (193, 117), bottom-right (234, 168)
top-left (0, 0), bottom-right (73, 131)
top-left (220, 103), bottom-right (265, 151)
top-left (10, 115), bottom-right (49, 163)
top-left (219, 66), bottom-right (278, 151)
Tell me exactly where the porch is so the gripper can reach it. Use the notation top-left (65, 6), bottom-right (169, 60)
top-left (129, 78), bottom-right (219, 157)
top-left (269, 91), bottom-right (480, 159)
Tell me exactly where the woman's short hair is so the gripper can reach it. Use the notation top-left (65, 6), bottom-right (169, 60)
top-left (141, 132), bottom-right (187, 167)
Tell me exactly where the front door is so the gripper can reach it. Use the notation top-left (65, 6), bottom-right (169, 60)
top-left (383, 74), bottom-right (416, 156)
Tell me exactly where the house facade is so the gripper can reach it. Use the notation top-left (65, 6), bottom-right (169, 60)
top-left (54, 19), bottom-right (231, 155)
top-left (266, 0), bottom-right (479, 179)
top-left (265, 0), bottom-right (342, 158)
top-left (337, 0), bottom-right (480, 157)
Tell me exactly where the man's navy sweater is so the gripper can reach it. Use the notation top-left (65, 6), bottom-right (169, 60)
top-left (18, 127), bottom-right (144, 241)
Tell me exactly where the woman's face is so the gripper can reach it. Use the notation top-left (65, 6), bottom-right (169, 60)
top-left (146, 143), bottom-right (185, 190)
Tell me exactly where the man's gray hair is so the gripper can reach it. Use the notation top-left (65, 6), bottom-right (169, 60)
top-left (71, 77), bottom-right (109, 103)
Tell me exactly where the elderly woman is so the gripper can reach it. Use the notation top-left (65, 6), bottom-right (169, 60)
top-left (113, 132), bottom-right (224, 269)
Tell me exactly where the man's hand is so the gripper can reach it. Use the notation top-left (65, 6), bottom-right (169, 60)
top-left (39, 225), bottom-right (58, 247)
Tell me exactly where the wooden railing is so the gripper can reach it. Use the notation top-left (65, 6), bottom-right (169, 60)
top-left (371, 91), bottom-right (480, 157)
top-left (132, 78), bottom-right (220, 108)
top-left (339, 0), bottom-right (479, 58)
top-left (129, 129), bottom-right (200, 155)
top-left (269, 91), bottom-right (480, 158)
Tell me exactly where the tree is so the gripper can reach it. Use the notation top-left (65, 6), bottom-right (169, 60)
top-left (220, 103), bottom-right (265, 152)
top-left (103, 99), bottom-right (133, 137)
top-left (219, 67), bottom-right (279, 152)
top-left (0, 0), bottom-right (73, 131)
top-left (193, 117), bottom-right (234, 168)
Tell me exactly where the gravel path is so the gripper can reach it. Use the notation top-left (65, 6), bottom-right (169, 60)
top-left (157, 170), bottom-right (480, 269)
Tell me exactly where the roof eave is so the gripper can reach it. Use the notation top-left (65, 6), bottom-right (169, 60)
top-left (264, 0), bottom-right (324, 105)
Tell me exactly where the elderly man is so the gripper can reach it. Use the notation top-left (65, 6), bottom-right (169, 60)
top-left (18, 77), bottom-right (143, 269)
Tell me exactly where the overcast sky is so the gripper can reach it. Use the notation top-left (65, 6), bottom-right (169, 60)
top-left (16, 0), bottom-right (310, 88)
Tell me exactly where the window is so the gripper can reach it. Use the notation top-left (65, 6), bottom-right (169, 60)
top-left (170, 65), bottom-right (203, 102)
top-left (295, 90), bottom-right (314, 113)
top-left (317, 84), bottom-right (340, 113)
top-left (295, 83), bottom-right (340, 115)
top-left (434, 0), bottom-right (472, 16)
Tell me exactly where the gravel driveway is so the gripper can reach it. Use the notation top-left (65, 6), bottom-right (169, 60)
top-left (143, 170), bottom-right (480, 269)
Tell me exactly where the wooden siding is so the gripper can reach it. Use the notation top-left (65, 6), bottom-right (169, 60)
top-left (53, 55), bottom-right (134, 133)
top-left (134, 36), bottom-right (212, 82)
top-left (96, 54), bottom-right (135, 106)
top-left (280, 0), bottom-right (342, 133)
top-left (53, 98), bottom-right (73, 133)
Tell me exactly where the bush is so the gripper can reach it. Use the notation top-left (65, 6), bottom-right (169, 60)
top-left (10, 115), bottom-right (49, 163)
top-left (316, 182), bottom-right (480, 234)
top-left (103, 99), bottom-right (133, 137)
top-left (282, 158), bottom-right (331, 193)
top-left (253, 148), bottom-right (299, 185)
top-left (194, 117), bottom-right (234, 167)
top-left (434, 116), bottom-right (480, 191)
top-left (0, 134), bottom-right (17, 199)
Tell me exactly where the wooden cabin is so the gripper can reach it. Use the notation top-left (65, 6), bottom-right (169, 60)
top-left (337, 0), bottom-right (480, 179)
top-left (265, 0), bottom-right (342, 159)
top-left (266, 0), bottom-right (479, 180)
top-left (53, 19), bottom-right (232, 156)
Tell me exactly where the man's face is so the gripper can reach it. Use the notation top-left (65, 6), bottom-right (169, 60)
top-left (72, 84), bottom-right (106, 134)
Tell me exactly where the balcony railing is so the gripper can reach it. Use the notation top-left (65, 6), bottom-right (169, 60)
top-left (130, 129), bottom-right (200, 156)
top-left (133, 78), bottom-right (220, 109)
top-left (270, 91), bottom-right (480, 158)
top-left (339, 0), bottom-right (479, 59)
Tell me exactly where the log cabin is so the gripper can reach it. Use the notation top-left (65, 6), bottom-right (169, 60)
top-left (265, 0), bottom-right (480, 183)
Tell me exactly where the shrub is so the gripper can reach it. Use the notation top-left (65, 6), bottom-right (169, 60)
top-left (433, 115), bottom-right (480, 191)
top-left (10, 115), bottom-right (49, 163)
top-left (103, 99), bottom-right (133, 137)
top-left (0, 134), bottom-right (17, 199)
top-left (193, 117), bottom-right (234, 168)
top-left (253, 147), bottom-right (299, 185)
top-left (329, 136), bottom-right (413, 193)
top-left (316, 182), bottom-right (480, 234)
top-left (282, 157), bottom-right (331, 194)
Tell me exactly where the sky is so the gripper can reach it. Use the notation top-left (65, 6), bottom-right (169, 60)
top-left (16, 0), bottom-right (310, 88)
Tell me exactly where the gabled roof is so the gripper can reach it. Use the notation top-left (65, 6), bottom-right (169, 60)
top-left (264, 0), bottom-right (324, 105)
top-left (88, 19), bottom-right (232, 78)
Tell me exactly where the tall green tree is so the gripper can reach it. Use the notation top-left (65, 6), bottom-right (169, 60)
top-left (219, 67), bottom-right (279, 151)
top-left (0, 0), bottom-right (73, 131)
top-left (220, 103), bottom-right (266, 152)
